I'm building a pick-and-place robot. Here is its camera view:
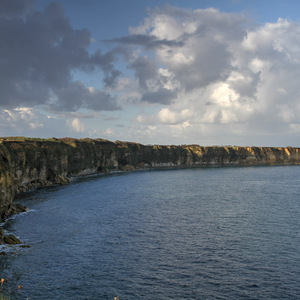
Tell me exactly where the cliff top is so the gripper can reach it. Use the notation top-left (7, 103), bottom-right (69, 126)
top-left (0, 136), bottom-right (296, 150)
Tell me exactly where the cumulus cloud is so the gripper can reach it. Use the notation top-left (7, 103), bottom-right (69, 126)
top-left (66, 118), bottom-right (87, 133)
top-left (158, 107), bottom-right (193, 124)
top-left (0, 0), bottom-right (35, 17)
top-left (2, 1), bottom-right (300, 145)
top-left (0, 1), bottom-right (119, 112)
top-left (111, 6), bottom-right (248, 105)
top-left (0, 107), bottom-right (62, 137)
top-left (112, 5), bottom-right (300, 145)
top-left (52, 82), bottom-right (118, 111)
top-left (110, 34), bottom-right (184, 50)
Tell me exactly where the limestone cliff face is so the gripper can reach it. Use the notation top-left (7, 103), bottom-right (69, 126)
top-left (0, 138), bottom-right (118, 220)
top-left (0, 137), bottom-right (300, 221)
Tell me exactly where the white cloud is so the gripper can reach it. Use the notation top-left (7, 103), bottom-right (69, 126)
top-left (158, 108), bottom-right (178, 124)
top-left (104, 128), bottom-right (114, 136)
top-left (0, 107), bottom-right (65, 137)
top-left (158, 107), bottom-right (194, 124)
top-left (2, 107), bottom-right (38, 124)
top-left (2, 3), bottom-right (300, 146)
top-left (67, 118), bottom-right (87, 133)
top-left (29, 122), bottom-right (43, 129)
top-left (118, 7), bottom-right (300, 145)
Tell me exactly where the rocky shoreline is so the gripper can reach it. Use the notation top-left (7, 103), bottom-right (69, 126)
top-left (0, 137), bottom-right (300, 246)
top-left (0, 203), bottom-right (28, 247)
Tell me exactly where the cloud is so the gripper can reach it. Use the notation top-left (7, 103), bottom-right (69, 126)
top-left (0, 107), bottom-right (58, 137)
top-left (110, 34), bottom-right (183, 49)
top-left (158, 107), bottom-right (193, 124)
top-left (130, 56), bottom-right (158, 89)
top-left (0, 0), bottom-right (35, 17)
top-left (0, 1), bottom-right (119, 111)
top-left (66, 118), bottom-right (86, 133)
top-left (111, 6), bottom-right (300, 145)
top-left (141, 89), bottom-right (177, 105)
top-left (89, 48), bottom-right (123, 87)
top-left (112, 6), bottom-right (247, 105)
top-left (2, 2), bottom-right (300, 146)
top-left (52, 82), bottom-right (118, 112)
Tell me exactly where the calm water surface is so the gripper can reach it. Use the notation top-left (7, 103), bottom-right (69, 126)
top-left (1, 166), bottom-right (300, 299)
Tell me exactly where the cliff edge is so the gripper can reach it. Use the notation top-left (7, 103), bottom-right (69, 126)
top-left (1, 137), bottom-right (300, 221)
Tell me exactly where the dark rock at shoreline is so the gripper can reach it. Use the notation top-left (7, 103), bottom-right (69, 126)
top-left (53, 174), bottom-right (70, 185)
top-left (14, 203), bottom-right (28, 214)
top-left (3, 234), bottom-right (22, 245)
top-left (15, 177), bottom-right (70, 194)
top-left (0, 228), bottom-right (22, 245)
top-left (20, 244), bottom-right (31, 248)
top-left (0, 228), bottom-right (23, 245)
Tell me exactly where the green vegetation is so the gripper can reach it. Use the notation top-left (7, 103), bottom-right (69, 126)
top-left (0, 136), bottom-right (59, 142)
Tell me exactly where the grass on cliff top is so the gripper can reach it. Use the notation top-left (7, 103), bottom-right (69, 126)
top-left (0, 137), bottom-right (58, 142)
top-left (0, 137), bottom-right (111, 144)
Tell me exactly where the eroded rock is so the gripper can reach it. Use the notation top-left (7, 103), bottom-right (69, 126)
top-left (3, 234), bottom-right (22, 245)
top-left (0, 228), bottom-right (4, 241)
top-left (15, 203), bottom-right (28, 214)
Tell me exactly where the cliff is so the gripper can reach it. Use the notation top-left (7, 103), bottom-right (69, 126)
top-left (1, 137), bottom-right (300, 222)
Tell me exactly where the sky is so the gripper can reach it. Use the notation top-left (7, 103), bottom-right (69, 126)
top-left (1, 0), bottom-right (300, 146)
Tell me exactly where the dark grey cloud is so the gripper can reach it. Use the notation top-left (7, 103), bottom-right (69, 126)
top-left (53, 82), bottom-right (118, 112)
top-left (90, 49), bottom-right (122, 87)
top-left (0, 0), bottom-right (35, 17)
top-left (175, 38), bottom-right (232, 91)
top-left (130, 56), bottom-right (157, 89)
top-left (0, 0), bottom-right (119, 111)
top-left (141, 89), bottom-right (176, 105)
top-left (129, 56), bottom-right (179, 104)
top-left (229, 71), bottom-right (261, 99)
top-left (103, 69), bottom-right (122, 88)
top-left (109, 34), bottom-right (184, 50)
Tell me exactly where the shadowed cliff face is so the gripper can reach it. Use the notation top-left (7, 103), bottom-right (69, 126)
top-left (0, 137), bottom-right (300, 221)
top-left (0, 143), bottom-right (15, 220)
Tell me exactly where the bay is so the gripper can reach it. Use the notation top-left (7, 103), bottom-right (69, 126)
top-left (1, 166), bottom-right (300, 299)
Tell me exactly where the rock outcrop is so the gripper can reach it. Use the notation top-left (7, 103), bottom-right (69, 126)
top-left (0, 228), bottom-right (22, 246)
top-left (0, 137), bottom-right (300, 223)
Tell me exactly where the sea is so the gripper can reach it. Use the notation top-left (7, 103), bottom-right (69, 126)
top-left (1, 165), bottom-right (300, 299)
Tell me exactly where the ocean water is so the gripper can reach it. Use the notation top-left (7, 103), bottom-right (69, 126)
top-left (1, 166), bottom-right (300, 299)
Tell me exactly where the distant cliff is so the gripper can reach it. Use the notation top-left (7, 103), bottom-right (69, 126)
top-left (1, 137), bottom-right (300, 221)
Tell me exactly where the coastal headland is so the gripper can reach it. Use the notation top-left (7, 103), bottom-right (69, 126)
top-left (1, 137), bottom-right (300, 225)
